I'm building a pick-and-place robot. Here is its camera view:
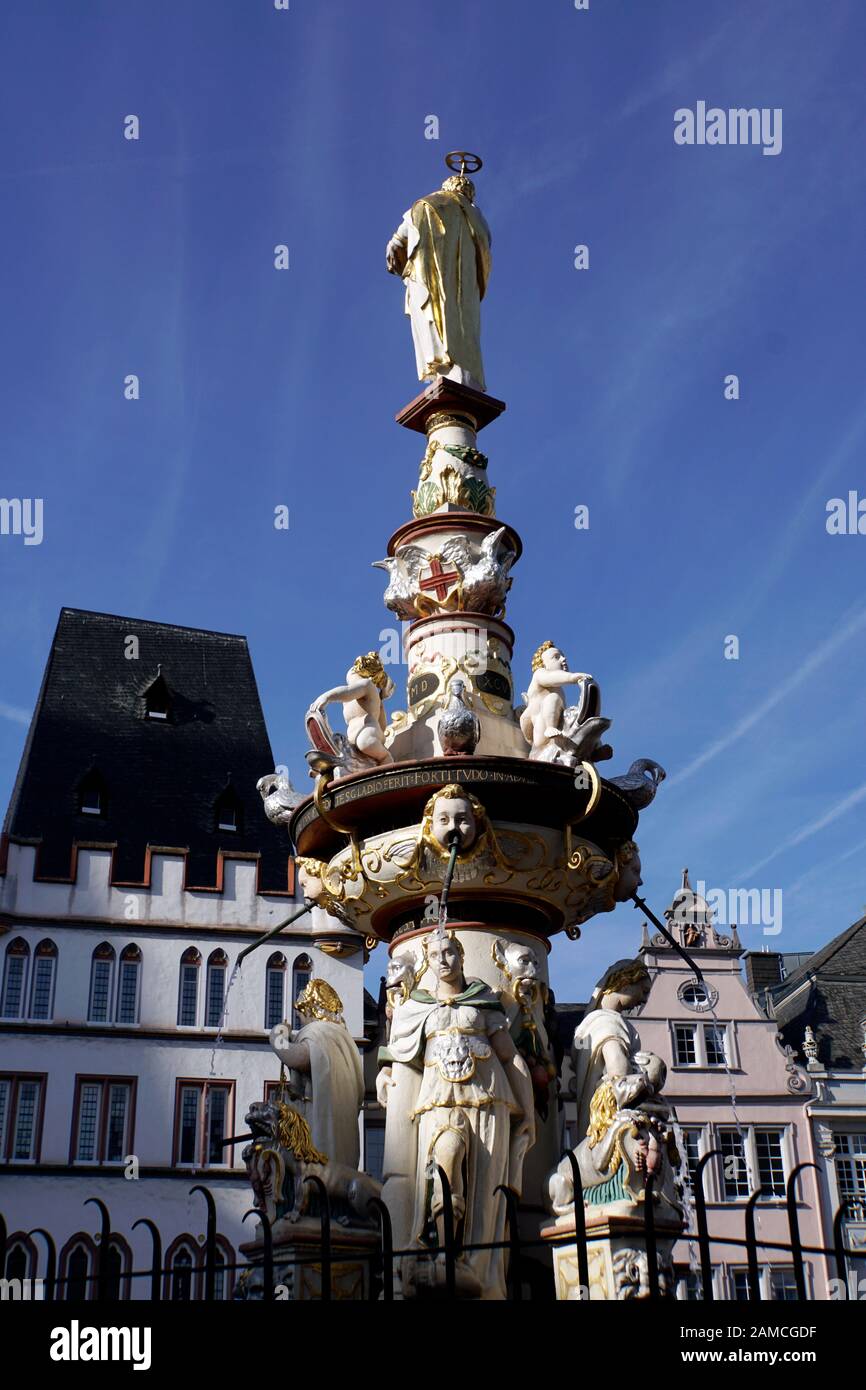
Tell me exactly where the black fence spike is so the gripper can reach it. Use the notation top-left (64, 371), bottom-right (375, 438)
top-left (366, 1196), bottom-right (394, 1302)
top-left (563, 1151), bottom-right (590, 1298)
top-left (744, 1188), bottom-right (764, 1300)
top-left (190, 1184), bottom-right (218, 1301)
top-left (84, 1196), bottom-right (111, 1301)
top-left (28, 1227), bottom-right (57, 1302)
top-left (643, 1174), bottom-right (660, 1300)
top-left (303, 1174), bottom-right (332, 1301)
top-left (832, 1199), bottom-right (851, 1298)
top-left (495, 1184), bottom-right (523, 1301)
top-left (786, 1161), bottom-right (819, 1300)
top-left (132, 1217), bottom-right (162, 1301)
top-left (436, 1164), bottom-right (457, 1299)
top-left (242, 1208), bottom-right (274, 1300)
top-left (693, 1149), bottom-right (722, 1302)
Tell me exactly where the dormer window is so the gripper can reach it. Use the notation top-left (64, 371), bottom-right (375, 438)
top-left (214, 785), bottom-right (242, 835)
top-left (78, 770), bottom-right (107, 818)
top-left (144, 671), bottom-right (171, 721)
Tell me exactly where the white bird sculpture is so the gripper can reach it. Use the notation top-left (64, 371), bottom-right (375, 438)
top-left (371, 544), bottom-right (429, 621)
top-left (440, 526), bottom-right (517, 615)
top-left (256, 771), bottom-right (303, 826)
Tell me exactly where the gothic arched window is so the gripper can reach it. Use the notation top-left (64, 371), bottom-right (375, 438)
top-left (178, 947), bottom-right (201, 1027)
top-left (291, 953), bottom-right (313, 1030)
top-left (205, 949), bottom-right (228, 1029)
top-left (29, 939), bottom-right (57, 1020)
top-left (163, 1238), bottom-right (199, 1301)
top-left (87, 943), bottom-right (115, 1023)
top-left (1, 938), bottom-right (30, 1018)
top-left (116, 944), bottom-right (141, 1024)
top-left (265, 952), bottom-right (286, 1029)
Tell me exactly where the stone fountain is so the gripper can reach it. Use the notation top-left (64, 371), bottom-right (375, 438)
top-left (250, 152), bottom-right (677, 1300)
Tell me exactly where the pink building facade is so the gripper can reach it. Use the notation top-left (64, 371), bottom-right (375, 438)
top-left (633, 872), bottom-right (827, 1299)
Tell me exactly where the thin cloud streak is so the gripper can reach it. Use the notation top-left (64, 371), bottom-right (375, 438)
top-left (737, 781), bottom-right (866, 882)
top-left (668, 604), bottom-right (866, 788)
top-left (789, 833), bottom-right (866, 896)
top-left (0, 701), bottom-right (30, 725)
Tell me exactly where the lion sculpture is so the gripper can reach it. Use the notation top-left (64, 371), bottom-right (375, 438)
top-left (243, 1099), bottom-right (381, 1227)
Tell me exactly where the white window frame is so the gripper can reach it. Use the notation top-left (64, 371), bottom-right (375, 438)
top-left (678, 1124), bottom-right (709, 1194)
top-left (675, 1263), bottom-right (721, 1300)
top-left (669, 1018), bottom-right (734, 1069)
top-left (728, 1264), bottom-right (802, 1300)
top-left (715, 1124), bottom-right (790, 1203)
top-left (834, 1131), bottom-right (866, 1221)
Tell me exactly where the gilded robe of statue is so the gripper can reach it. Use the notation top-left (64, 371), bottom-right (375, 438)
top-left (382, 979), bottom-right (533, 1299)
top-left (388, 182), bottom-right (492, 393)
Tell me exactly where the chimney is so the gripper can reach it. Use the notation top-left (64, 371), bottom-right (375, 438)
top-left (743, 949), bottom-right (784, 997)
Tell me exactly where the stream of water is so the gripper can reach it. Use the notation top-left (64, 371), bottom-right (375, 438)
top-left (209, 960), bottom-right (243, 1077)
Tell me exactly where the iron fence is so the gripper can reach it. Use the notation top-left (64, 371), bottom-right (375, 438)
top-left (1, 1151), bottom-right (862, 1301)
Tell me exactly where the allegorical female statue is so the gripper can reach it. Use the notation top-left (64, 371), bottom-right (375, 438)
top-left (547, 959), bottom-right (680, 1220)
top-left (377, 930), bottom-right (534, 1299)
top-left (386, 155), bottom-right (492, 393)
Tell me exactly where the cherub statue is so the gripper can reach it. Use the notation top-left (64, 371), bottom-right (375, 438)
top-left (404, 783), bottom-right (513, 886)
top-left (306, 652), bottom-right (396, 775)
top-left (293, 855), bottom-right (359, 923)
top-left (268, 979), bottom-right (365, 1169)
top-left (613, 840), bottom-right (643, 902)
top-left (547, 960), bottom-right (680, 1221)
top-left (519, 642), bottom-right (612, 767)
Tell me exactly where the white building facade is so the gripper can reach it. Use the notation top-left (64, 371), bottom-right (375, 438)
top-left (0, 609), bottom-right (366, 1300)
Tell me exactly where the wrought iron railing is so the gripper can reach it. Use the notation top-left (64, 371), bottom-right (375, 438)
top-left (1, 1155), bottom-right (861, 1301)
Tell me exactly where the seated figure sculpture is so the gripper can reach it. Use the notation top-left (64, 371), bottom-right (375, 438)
top-left (547, 959), bottom-right (681, 1221)
top-left (520, 642), bottom-right (612, 768)
top-left (306, 652), bottom-right (395, 775)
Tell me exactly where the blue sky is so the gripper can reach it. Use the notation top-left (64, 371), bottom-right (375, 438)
top-left (1, 0), bottom-right (864, 1003)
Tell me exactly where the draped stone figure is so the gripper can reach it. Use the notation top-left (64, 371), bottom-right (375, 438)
top-left (269, 979), bottom-right (364, 1169)
top-left (547, 959), bottom-right (680, 1220)
top-left (377, 932), bottom-right (534, 1299)
top-left (386, 166), bottom-right (492, 392)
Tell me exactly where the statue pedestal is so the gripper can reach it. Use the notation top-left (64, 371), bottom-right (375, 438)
top-left (540, 1209), bottom-right (682, 1301)
top-left (237, 1218), bottom-right (380, 1301)
top-left (396, 377), bottom-right (506, 434)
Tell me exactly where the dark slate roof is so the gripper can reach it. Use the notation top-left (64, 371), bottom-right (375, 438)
top-left (772, 916), bottom-right (866, 1070)
top-left (2, 608), bottom-right (290, 893)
